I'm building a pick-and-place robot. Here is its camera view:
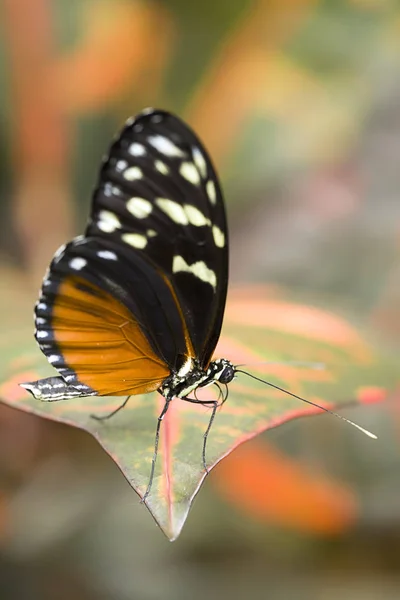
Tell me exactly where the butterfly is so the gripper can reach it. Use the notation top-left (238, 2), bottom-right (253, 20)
top-left (20, 108), bottom-right (236, 501)
top-left (20, 108), bottom-right (376, 501)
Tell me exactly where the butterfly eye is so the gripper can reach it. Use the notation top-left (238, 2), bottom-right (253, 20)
top-left (219, 364), bottom-right (235, 384)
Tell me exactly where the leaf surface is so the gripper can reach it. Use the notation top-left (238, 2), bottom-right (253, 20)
top-left (0, 284), bottom-right (397, 540)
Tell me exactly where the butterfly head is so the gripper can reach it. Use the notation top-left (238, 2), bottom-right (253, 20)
top-left (205, 358), bottom-right (235, 385)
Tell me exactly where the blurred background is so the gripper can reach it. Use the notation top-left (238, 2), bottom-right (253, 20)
top-left (1, 0), bottom-right (400, 598)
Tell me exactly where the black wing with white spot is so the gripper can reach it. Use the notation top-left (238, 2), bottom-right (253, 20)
top-left (86, 108), bottom-right (228, 367)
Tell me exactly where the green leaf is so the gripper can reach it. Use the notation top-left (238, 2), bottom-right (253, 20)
top-left (0, 284), bottom-right (398, 540)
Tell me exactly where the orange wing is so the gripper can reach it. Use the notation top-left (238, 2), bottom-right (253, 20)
top-left (47, 274), bottom-right (170, 396)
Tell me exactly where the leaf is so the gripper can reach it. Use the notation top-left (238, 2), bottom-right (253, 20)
top-left (0, 282), bottom-right (398, 540)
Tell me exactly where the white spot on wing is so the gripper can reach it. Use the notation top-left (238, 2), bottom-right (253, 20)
top-left (36, 318), bottom-right (46, 325)
top-left (147, 229), bottom-right (157, 237)
top-left (126, 197), bottom-right (152, 219)
top-left (206, 180), bottom-right (217, 204)
top-left (97, 210), bottom-right (121, 233)
top-left (148, 135), bottom-right (184, 157)
top-left (97, 250), bottom-right (117, 260)
top-left (192, 147), bottom-right (207, 178)
top-left (37, 302), bottom-right (47, 310)
top-left (36, 330), bottom-right (48, 339)
top-left (103, 183), bottom-right (113, 197)
top-left (122, 233), bottom-right (148, 249)
top-left (212, 225), bottom-right (225, 248)
top-left (180, 162), bottom-right (201, 185)
top-left (155, 160), bottom-right (169, 175)
top-left (156, 198), bottom-right (188, 225)
top-left (124, 166), bottom-right (143, 181)
top-left (128, 143), bottom-right (146, 156)
top-left (69, 257), bottom-right (87, 271)
top-left (172, 256), bottom-right (216, 289)
top-left (185, 205), bottom-right (210, 227)
top-left (116, 160), bottom-right (128, 171)
top-left (104, 183), bottom-right (122, 197)
top-left (48, 355), bottom-right (60, 364)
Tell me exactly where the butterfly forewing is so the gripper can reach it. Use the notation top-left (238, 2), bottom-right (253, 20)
top-left (87, 109), bottom-right (228, 366)
top-left (30, 109), bottom-right (228, 398)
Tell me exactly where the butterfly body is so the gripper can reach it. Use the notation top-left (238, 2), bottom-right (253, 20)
top-left (160, 357), bottom-right (235, 400)
top-left (25, 357), bottom-right (235, 402)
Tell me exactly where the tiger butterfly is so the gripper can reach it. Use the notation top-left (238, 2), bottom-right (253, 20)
top-left (20, 108), bottom-right (235, 500)
top-left (20, 108), bottom-right (376, 501)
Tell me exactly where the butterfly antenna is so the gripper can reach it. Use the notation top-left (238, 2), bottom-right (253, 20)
top-left (235, 369), bottom-right (377, 440)
top-left (235, 361), bottom-right (326, 369)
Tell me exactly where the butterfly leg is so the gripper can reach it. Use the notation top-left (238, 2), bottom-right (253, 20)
top-left (201, 401), bottom-right (219, 473)
top-left (91, 395), bottom-right (131, 421)
top-left (142, 397), bottom-right (172, 504)
top-left (180, 395), bottom-right (220, 473)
